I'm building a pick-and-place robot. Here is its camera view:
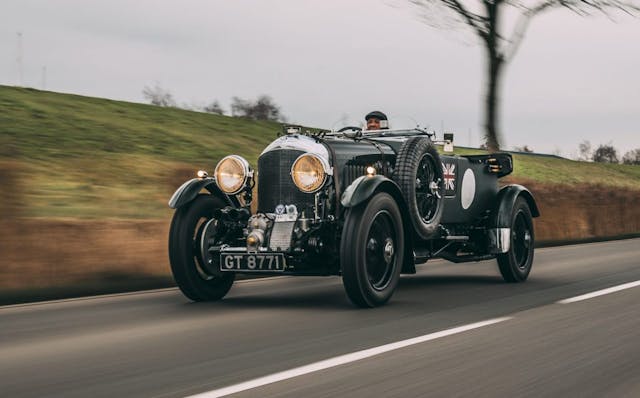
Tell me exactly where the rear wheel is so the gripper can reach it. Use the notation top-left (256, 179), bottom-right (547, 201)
top-left (497, 197), bottom-right (534, 282)
top-left (341, 193), bottom-right (404, 308)
top-left (169, 194), bottom-right (235, 301)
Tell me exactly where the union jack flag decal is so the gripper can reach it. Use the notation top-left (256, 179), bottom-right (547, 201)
top-left (442, 162), bottom-right (456, 191)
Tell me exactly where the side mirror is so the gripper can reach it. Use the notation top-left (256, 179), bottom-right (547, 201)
top-left (443, 133), bottom-right (454, 152)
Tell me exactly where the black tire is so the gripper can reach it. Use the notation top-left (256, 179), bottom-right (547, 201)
top-left (393, 137), bottom-right (444, 240)
top-left (497, 197), bottom-right (535, 282)
top-left (341, 192), bottom-right (404, 308)
top-left (169, 194), bottom-right (235, 301)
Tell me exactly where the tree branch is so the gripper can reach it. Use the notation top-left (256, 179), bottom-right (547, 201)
top-left (504, 1), bottom-right (555, 63)
top-left (560, 0), bottom-right (640, 16)
top-left (445, 0), bottom-right (488, 36)
top-left (411, 0), bottom-right (490, 40)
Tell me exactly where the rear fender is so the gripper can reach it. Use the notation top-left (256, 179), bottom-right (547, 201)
top-left (168, 177), bottom-right (238, 209)
top-left (490, 184), bottom-right (540, 228)
top-left (486, 184), bottom-right (539, 254)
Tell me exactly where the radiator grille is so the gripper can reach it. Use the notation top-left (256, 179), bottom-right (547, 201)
top-left (342, 164), bottom-right (366, 188)
top-left (258, 149), bottom-right (315, 212)
top-left (341, 160), bottom-right (393, 188)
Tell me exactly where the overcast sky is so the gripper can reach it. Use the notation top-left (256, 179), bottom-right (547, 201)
top-left (1, 0), bottom-right (639, 156)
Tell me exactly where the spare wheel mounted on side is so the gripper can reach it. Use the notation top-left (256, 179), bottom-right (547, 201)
top-left (393, 136), bottom-right (444, 240)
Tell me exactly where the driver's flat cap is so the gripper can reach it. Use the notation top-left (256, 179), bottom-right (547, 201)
top-left (365, 111), bottom-right (387, 121)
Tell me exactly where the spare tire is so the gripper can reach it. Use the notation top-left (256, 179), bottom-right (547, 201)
top-left (393, 136), bottom-right (444, 240)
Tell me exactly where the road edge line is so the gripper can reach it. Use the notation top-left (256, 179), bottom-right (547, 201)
top-left (0, 277), bottom-right (294, 310)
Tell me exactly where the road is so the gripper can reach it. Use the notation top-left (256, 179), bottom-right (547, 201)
top-left (1, 239), bottom-right (639, 397)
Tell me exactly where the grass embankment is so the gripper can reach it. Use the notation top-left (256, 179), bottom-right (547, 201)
top-left (2, 85), bottom-right (640, 219)
top-left (0, 85), bottom-right (639, 303)
top-left (1, 86), bottom-right (281, 219)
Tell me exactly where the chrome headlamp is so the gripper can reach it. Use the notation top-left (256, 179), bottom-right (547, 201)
top-left (291, 153), bottom-right (331, 193)
top-left (214, 155), bottom-right (252, 195)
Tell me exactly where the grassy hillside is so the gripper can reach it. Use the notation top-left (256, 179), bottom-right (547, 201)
top-left (1, 85), bottom-right (639, 219)
top-left (1, 86), bottom-right (282, 218)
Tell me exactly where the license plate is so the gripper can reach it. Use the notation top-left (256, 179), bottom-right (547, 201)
top-left (220, 253), bottom-right (286, 272)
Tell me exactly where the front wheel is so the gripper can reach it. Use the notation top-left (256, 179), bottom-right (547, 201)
top-left (497, 197), bottom-right (535, 282)
top-left (169, 194), bottom-right (235, 301)
top-left (341, 192), bottom-right (404, 308)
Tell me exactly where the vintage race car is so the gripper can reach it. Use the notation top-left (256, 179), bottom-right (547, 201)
top-left (168, 125), bottom-right (539, 307)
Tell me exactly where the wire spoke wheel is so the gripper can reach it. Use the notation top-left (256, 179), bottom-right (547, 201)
top-left (415, 154), bottom-right (440, 220)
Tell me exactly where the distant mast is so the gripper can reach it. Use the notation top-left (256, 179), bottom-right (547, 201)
top-left (17, 32), bottom-right (24, 86)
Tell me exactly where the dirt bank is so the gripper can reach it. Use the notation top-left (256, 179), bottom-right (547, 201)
top-left (1, 183), bottom-right (638, 303)
top-left (526, 182), bottom-right (640, 243)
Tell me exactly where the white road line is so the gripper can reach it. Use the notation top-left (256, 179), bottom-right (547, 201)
top-left (557, 280), bottom-right (640, 304)
top-left (0, 276), bottom-right (292, 310)
top-left (0, 287), bottom-right (179, 310)
top-left (186, 317), bottom-right (512, 398)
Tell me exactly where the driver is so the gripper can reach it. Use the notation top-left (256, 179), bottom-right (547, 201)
top-left (365, 111), bottom-right (389, 130)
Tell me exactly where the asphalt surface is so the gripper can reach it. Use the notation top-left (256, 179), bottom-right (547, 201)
top-left (2, 238), bottom-right (639, 398)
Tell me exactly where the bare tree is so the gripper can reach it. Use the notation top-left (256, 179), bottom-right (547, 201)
top-left (592, 143), bottom-right (619, 163)
top-left (622, 148), bottom-right (640, 165)
top-left (231, 95), bottom-right (284, 121)
top-left (204, 100), bottom-right (225, 115)
top-left (513, 144), bottom-right (533, 153)
top-left (230, 97), bottom-right (250, 117)
top-left (577, 140), bottom-right (592, 161)
top-left (409, 0), bottom-right (639, 151)
top-left (142, 82), bottom-right (176, 107)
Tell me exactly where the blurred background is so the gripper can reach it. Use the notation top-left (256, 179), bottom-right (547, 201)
top-left (1, 0), bottom-right (639, 303)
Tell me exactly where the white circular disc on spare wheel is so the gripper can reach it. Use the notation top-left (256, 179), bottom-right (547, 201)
top-left (461, 169), bottom-right (475, 210)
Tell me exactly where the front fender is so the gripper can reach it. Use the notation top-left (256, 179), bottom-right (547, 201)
top-left (340, 175), bottom-right (401, 208)
top-left (489, 184), bottom-right (540, 228)
top-left (168, 177), bottom-right (236, 209)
